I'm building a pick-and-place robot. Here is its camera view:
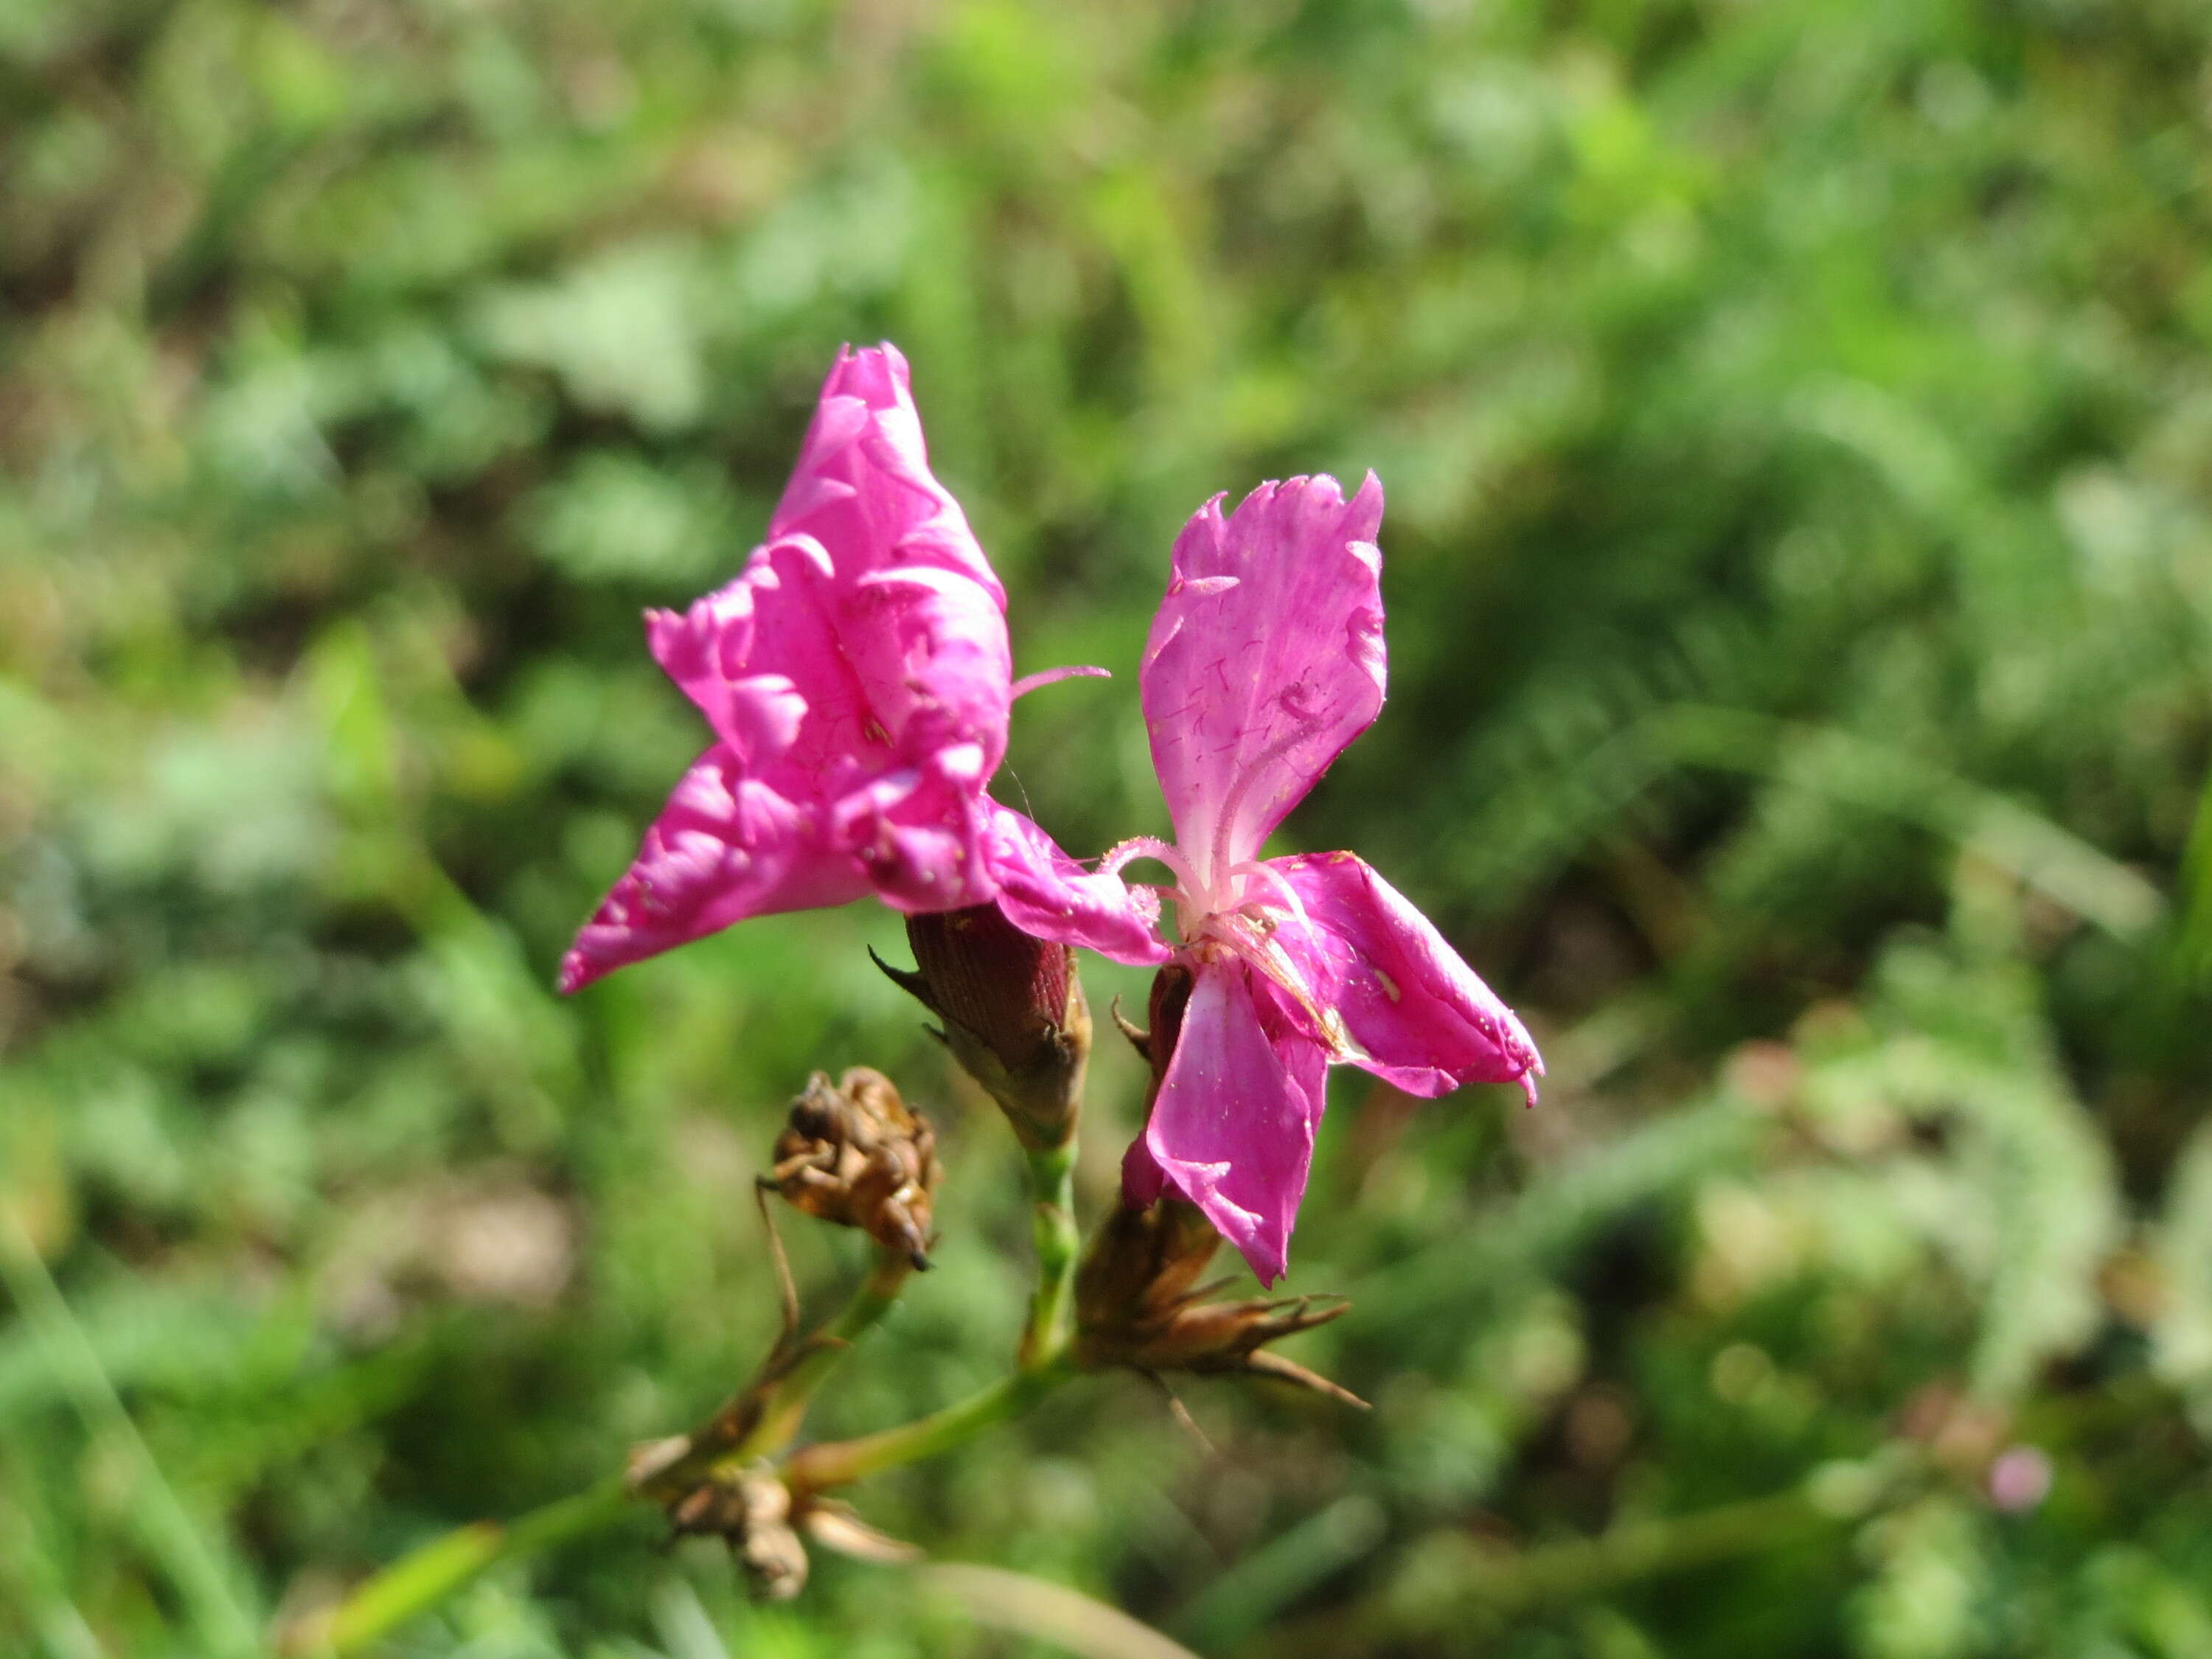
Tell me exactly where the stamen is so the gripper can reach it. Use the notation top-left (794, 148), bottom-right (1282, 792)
top-left (1227, 858), bottom-right (1320, 953)
top-left (1099, 835), bottom-right (1208, 905)
top-left (1010, 664), bottom-right (1111, 700)
top-left (1213, 912), bottom-right (1350, 1058)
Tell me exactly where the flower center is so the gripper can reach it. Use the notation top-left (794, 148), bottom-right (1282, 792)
top-left (1097, 838), bottom-right (1346, 1055)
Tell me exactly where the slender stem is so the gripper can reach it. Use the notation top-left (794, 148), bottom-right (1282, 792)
top-left (783, 1368), bottom-right (1065, 1497)
top-left (1018, 1142), bottom-right (1079, 1373)
top-left (305, 1479), bottom-right (633, 1657)
top-left (680, 1248), bottom-right (913, 1478)
top-left (775, 1143), bottom-right (1085, 1499)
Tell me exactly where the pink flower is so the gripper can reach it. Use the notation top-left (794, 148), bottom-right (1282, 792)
top-left (1986, 1446), bottom-right (2053, 1513)
top-left (1109, 476), bottom-right (1543, 1284)
top-left (560, 344), bottom-right (1158, 993)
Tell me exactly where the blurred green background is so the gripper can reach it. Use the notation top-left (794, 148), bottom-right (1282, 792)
top-left (7, 0), bottom-right (2212, 1654)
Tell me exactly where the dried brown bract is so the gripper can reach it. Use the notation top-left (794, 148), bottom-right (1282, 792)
top-left (649, 1464), bottom-right (919, 1601)
top-left (1074, 1197), bottom-right (1365, 1408)
top-left (664, 1462), bottom-right (810, 1600)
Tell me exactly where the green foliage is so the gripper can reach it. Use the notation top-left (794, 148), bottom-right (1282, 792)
top-left (5, 0), bottom-right (2212, 1655)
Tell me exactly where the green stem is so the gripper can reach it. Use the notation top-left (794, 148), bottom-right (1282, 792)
top-left (1018, 1142), bottom-right (1079, 1373)
top-left (687, 1248), bottom-right (913, 1475)
top-left (298, 1146), bottom-right (1074, 1647)
top-left (773, 1144), bottom-right (1084, 1499)
top-left (784, 1367), bottom-right (1066, 1496)
top-left (307, 1479), bottom-right (633, 1657)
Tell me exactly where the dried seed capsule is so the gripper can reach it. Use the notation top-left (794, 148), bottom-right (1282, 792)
top-left (766, 1068), bottom-right (942, 1268)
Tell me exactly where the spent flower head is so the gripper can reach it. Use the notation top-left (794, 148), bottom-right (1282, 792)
top-left (766, 1068), bottom-right (942, 1267)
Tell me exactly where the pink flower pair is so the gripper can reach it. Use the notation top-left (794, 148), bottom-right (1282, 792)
top-left (563, 345), bottom-right (1540, 1284)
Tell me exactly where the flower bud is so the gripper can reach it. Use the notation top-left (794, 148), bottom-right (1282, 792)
top-left (766, 1068), bottom-right (941, 1268)
top-left (885, 903), bottom-right (1092, 1151)
top-left (1074, 1195), bottom-right (1364, 1407)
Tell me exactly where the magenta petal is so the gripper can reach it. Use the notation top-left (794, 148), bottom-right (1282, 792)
top-left (647, 590), bottom-right (807, 768)
top-left (1276, 852), bottom-right (1542, 1102)
top-left (647, 343), bottom-right (1011, 789)
top-left (558, 746), bottom-right (872, 993)
top-left (567, 345), bottom-right (1017, 989)
top-left (773, 343), bottom-right (1006, 608)
top-left (649, 343), bottom-right (1008, 764)
top-left (826, 746), bottom-right (1001, 914)
top-left (1140, 474), bottom-right (1386, 884)
top-left (981, 803), bottom-right (1172, 967)
top-left (1143, 959), bottom-right (1329, 1285)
